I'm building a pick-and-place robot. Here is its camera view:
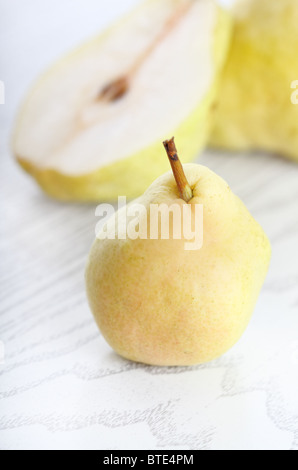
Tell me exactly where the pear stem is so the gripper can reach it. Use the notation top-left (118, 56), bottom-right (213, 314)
top-left (163, 137), bottom-right (193, 203)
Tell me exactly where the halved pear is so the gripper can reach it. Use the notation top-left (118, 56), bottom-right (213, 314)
top-left (13, 0), bottom-right (232, 201)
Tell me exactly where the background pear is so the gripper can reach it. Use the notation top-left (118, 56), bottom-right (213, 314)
top-left (210, 0), bottom-right (298, 162)
top-left (13, 0), bottom-right (232, 201)
top-left (85, 148), bottom-right (271, 366)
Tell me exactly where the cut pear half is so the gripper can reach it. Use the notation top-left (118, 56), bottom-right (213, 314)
top-left (13, 0), bottom-right (232, 201)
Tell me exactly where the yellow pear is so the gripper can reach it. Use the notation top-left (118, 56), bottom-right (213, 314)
top-left (210, 0), bottom-right (298, 161)
top-left (85, 138), bottom-right (271, 366)
top-left (13, 0), bottom-right (232, 201)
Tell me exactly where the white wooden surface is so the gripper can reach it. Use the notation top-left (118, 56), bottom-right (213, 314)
top-left (0, 0), bottom-right (298, 451)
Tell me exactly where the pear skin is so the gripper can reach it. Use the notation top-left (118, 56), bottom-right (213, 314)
top-left (13, 0), bottom-right (232, 201)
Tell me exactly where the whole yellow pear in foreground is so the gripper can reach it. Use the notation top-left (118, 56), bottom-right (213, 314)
top-left (85, 142), bottom-right (271, 366)
top-left (210, 0), bottom-right (298, 161)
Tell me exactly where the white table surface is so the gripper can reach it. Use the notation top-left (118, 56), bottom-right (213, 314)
top-left (1, 0), bottom-right (298, 451)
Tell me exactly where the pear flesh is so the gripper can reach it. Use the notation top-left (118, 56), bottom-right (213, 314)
top-left (210, 0), bottom-right (298, 162)
top-left (13, 0), bottom-right (232, 201)
top-left (85, 164), bottom-right (271, 366)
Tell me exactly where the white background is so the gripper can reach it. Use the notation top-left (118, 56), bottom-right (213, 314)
top-left (0, 0), bottom-right (298, 450)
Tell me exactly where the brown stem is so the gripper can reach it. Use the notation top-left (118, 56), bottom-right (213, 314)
top-left (98, 1), bottom-right (193, 102)
top-left (163, 137), bottom-right (193, 203)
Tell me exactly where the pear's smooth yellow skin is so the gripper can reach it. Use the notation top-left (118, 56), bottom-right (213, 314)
top-left (14, 1), bottom-right (232, 202)
top-left (210, 0), bottom-right (298, 162)
top-left (85, 164), bottom-right (271, 366)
